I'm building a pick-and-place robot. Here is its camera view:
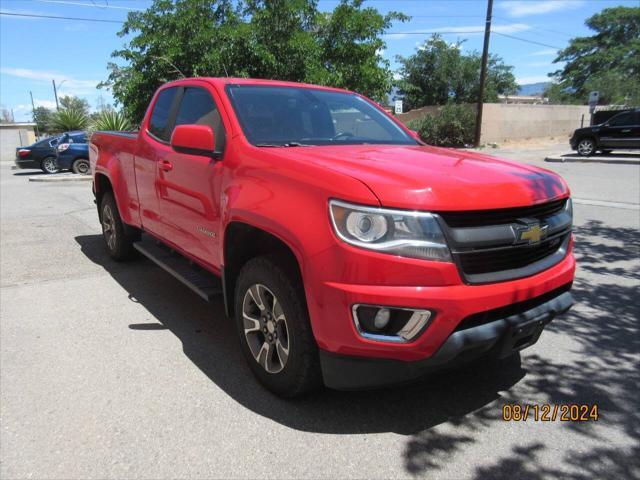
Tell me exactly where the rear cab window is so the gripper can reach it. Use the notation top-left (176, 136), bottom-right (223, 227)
top-left (148, 87), bottom-right (179, 142)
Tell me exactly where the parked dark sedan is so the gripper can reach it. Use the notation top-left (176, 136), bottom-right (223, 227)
top-left (56, 141), bottom-right (90, 174)
top-left (570, 108), bottom-right (640, 156)
top-left (15, 131), bottom-right (87, 173)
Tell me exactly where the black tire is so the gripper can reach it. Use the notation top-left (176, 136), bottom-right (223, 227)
top-left (100, 192), bottom-right (138, 261)
top-left (72, 158), bottom-right (90, 175)
top-left (234, 254), bottom-right (322, 397)
top-left (41, 156), bottom-right (59, 174)
top-left (576, 137), bottom-right (596, 157)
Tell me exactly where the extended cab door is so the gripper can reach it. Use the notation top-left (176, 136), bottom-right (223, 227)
top-left (156, 84), bottom-right (228, 268)
top-left (134, 86), bottom-right (181, 238)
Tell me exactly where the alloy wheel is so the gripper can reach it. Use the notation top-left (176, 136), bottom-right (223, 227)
top-left (102, 204), bottom-right (117, 251)
top-left (242, 284), bottom-right (290, 374)
top-left (578, 139), bottom-right (594, 156)
top-left (42, 157), bottom-right (58, 174)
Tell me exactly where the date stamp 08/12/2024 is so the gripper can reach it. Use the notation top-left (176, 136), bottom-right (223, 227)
top-left (502, 404), bottom-right (599, 422)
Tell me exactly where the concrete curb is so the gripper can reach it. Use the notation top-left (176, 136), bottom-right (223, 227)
top-left (28, 174), bottom-right (91, 183)
top-left (545, 155), bottom-right (640, 165)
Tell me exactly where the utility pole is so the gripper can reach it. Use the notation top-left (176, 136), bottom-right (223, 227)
top-left (30, 91), bottom-right (40, 138)
top-left (474, 0), bottom-right (493, 147)
top-left (52, 79), bottom-right (59, 111)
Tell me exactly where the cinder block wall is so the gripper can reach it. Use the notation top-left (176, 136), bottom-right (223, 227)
top-left (0, 125), bottom-right (37, 162)
top-left (479, 104), bottom-right (590, 143)
top-left (396, 103), bottom-right (590, 143)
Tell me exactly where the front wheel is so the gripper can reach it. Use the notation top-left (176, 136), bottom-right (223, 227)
top-left (41, 156), bottom-right (59, 174)
top-left (234, 255), bottom-right (322, 397)
top-left (72, 158), bottom-right (90, 175)
top-left (577, 138), bottom-right (596, 157)
top-left (100, 192), bottom-right (138, 261)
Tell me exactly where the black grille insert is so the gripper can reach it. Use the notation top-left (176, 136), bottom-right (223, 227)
top-left (439, 199), bottom-right (567, 228)
top-left (457, 235), bottom-right (566, 275)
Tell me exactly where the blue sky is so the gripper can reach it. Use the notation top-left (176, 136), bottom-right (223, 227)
top-left (1, 0), bottom-right (637, 121)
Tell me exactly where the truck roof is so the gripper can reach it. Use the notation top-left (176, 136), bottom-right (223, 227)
top-left (162, 77), bottom-right (352, 94)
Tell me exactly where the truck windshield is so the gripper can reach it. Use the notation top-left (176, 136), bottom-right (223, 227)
top-left (226, 85), bottom-right (418, 147)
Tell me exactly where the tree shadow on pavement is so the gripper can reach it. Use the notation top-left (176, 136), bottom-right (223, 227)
top-left (75, 234), bottom-right (524, 437)
top-left (403, 219), bottom-right (640, 477)
top-left (75, 218), bottom-right (639, 477)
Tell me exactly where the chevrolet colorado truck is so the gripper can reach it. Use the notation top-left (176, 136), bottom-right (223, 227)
top-left (90, 78), bottom-right (575, 397)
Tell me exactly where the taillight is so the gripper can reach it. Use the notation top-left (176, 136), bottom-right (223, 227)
top-left (57, 143), bottom-right (70, 152)
top-left (18, 149), bottom-right (31, 157)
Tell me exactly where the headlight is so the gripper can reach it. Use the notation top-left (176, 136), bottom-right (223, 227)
top-left (329, 199), bottom-right (452, 262)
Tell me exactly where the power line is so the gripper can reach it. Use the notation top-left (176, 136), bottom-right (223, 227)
top-left (0, 11), bottom-right (124, 23)
top-left (34, 0), bottom-right (141, 10)
top-left (491, 31), bottom-right (563, 50)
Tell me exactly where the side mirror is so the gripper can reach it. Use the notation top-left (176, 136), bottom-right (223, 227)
top-left (171, 124), bottom-right (219, 159)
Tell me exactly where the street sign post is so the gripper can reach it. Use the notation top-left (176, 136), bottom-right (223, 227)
top-left (394, 100), bottom-right (403, 115)
top-left (588, 91), bottom-right (599, 125)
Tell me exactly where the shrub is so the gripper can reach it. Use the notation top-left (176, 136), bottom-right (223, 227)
top-left (91, 110), bottom-right (134, 132)
top-left (415, 104), bottom-right (476, 147)
top-left (51, 108), bottom-right (89, 132)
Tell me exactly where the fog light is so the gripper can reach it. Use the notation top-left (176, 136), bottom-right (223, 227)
top-left (352, 304), bottom-right (434, 343)
top-left (374, 308), bottom-right (391, 329)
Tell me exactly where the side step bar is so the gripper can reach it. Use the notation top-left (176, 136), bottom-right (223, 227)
top-left (133, 235), bottom-right (222, 302)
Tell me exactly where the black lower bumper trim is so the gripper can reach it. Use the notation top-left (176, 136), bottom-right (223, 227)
top-left (320, 291), bottom-right (573, 390)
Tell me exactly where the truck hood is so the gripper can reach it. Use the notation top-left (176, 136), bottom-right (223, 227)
top-left (271, 144), bottom-right (569, 211)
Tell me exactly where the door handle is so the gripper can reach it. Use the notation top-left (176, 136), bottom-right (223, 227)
top-left (621, 129), bottom-right (631, 133)
top-left (158, 160), bottom-right (173, 172)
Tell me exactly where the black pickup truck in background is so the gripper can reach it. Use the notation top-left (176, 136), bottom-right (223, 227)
top-left (570, 108), bottom-right (640, 156)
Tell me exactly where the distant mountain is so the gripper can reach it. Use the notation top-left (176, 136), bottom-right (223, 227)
top-left (517, 82), bottom-right (551, 96)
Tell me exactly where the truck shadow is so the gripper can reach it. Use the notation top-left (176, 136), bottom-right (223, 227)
top-left (75, 234), bottom-right (525, 436)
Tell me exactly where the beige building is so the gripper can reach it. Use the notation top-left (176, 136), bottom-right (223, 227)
top-left (0, 123), bottom-right (37, 163)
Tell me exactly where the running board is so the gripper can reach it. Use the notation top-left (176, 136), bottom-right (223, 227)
top-left (133, 235), bottom-right (222, 302)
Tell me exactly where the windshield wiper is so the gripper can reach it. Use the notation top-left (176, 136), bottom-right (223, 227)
top-left (255, 142), bottom-right (311, 147)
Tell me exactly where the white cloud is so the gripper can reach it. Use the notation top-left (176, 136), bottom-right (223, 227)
top-left (0, 67), bottom-right (99, 95)
top-left (499, 0), bottom-right (584, 18)
top-left (13, 99), bottom-right (58, 112)
top-left (525, 61), bottom-right (554, 67)
top-left (531, 48), bottom-right (558, 56)
top-left (392, 72), bottom-right (402, 81)
top-left (516, 75), bottom-right (554, 85)
top-left (386, 23), bottom-right (530, 38)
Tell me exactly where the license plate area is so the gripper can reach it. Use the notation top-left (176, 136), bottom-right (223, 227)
top-left (498, 312), bottom-right (551, 358)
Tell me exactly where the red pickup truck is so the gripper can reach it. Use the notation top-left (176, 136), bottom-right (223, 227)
top-left (90, 78), bottom-right (575, 397)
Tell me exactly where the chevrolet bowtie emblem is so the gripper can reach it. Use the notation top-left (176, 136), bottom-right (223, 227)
top-left (517, 223), bottom-right (548, 245)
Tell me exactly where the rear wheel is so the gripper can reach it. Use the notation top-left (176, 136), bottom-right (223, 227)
top-left (234, 255), bottom-right (322, 397)
top-left (577, 138), bottom-right (596, 156)
top-left (100, 192), bottom-right (138, 261)
top-left (72, 158), bottom-right (90, 175)
top-left (41, 156), bottom-right (59, 174)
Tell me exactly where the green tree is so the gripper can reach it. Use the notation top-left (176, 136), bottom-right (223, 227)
top-left (33, 106), bottom-right (54, 133)
top-left (52, 108), bottom-right (89, 132)
top-left (102, 0), bottom-right (404, 122)
top-left (396, 35), bottom-right (517, 110)
top-left (551, 6), bottom-right (640, 105)
top-left (59, 95), bottom-right (91, 115)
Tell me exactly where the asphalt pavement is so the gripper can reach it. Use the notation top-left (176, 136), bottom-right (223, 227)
top-left (1, 147), bottom-right (639, 479)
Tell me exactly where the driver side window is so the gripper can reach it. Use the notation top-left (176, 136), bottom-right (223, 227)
top-left (609, 113), bottom-right (633, 127)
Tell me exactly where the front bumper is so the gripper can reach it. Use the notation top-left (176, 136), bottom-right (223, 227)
top-left (321, 289), bottom-right (572, 390)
